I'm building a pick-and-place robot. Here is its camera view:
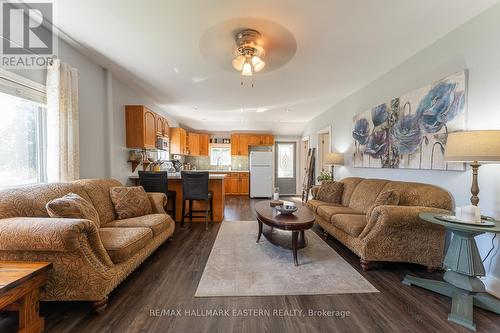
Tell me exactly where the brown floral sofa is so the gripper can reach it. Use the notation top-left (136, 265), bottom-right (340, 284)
top-left (307, 177), bottom-right (453, 270)
top-left (0, 179), bottom-right (174, 312)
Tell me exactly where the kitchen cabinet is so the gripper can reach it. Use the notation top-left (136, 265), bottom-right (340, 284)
top-left (187, 132), bottom-right (200, 156)
top-left (231, 134), bottom-right (249, 156)
top-left (200, 134), bottom-right (209, 156)
top-left (231, 134), bottom-right (240, 156)
top-left (230, 133), bottom-right (274, 155)
top-left (155, 117), bottom-right (164, 136)
top-left (125, 105), bottom-right (157, 149)
top-left (262, 134), bottom-right (274, 145)
top-left (161, 117), bottom-right (169, 137)
top-left (225, 172), bottom-right (249, 195)
top-left (247, 134), bottom-right (262, 146)
top-left (170, 127), bottom-right (188, 155)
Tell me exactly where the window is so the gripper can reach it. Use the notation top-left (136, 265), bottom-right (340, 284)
top-left (210, 145), bottom-right (231, 166)
top-left (0, 78), bottom-right (47, 187)
top-left (277, 143), bottom-right (294, 178)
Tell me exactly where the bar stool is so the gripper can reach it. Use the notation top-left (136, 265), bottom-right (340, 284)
top-left (181, 171), bottom-right (213, 230)
top-left (138, 171), bottom-right (176, 219)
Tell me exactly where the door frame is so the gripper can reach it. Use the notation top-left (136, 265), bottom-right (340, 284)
top-left (300, 136), bottom-right (310, 193)
top-left (316, 126), bottom-right (331, 182)
top-left (274, 141), bottom-right (298, 196)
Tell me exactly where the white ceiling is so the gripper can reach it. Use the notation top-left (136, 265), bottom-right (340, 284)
top-left (55, 0), bottom-right (498, 135)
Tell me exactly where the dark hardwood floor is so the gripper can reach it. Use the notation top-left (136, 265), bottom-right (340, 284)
top-left (1, 196), bottom-right (499, 332)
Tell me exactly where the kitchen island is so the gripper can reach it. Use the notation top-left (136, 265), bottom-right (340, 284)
top-left (130, 173), bottom-right (226, 223)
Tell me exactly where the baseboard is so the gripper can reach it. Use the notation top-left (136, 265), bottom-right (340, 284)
top-left (482, 275), bottom-right (500, 298)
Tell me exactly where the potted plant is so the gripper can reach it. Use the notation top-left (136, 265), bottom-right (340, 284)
top-left (317, 170), bottom-right (332, 184)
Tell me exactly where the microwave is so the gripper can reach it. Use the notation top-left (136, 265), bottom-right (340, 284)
top-left (156, 137), bottom-right (169, 151)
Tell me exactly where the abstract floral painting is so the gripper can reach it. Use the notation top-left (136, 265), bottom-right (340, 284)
top-left (352, 71), bottom-right (466, 170)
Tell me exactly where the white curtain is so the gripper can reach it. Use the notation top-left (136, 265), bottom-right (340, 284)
top-left (46, 59), bottom-right (80, 182)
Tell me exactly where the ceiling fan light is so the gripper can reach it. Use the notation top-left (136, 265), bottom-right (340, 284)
top-left (232, 55), bottom-right (245, 70)
top-left (241, 61), bottom-right (253, 76)
top-left (252, 56), bottom-right (265, 72)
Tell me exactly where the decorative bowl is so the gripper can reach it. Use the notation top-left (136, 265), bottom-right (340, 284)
top-left (275, 205), bottom-right (298, 215)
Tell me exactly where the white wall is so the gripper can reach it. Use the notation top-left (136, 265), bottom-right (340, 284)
top-left (11, 37), bottom-right (178, 185)
top-left (110, 75), bottom-right (178, 185)
top-left (302, 4), bottom-right (500, 295)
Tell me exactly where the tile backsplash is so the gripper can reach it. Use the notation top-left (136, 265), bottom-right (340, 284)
top-left (185, 156), bottom-right (248, 171)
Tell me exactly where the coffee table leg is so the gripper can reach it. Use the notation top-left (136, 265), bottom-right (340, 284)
top-left (257, 219), bottom-right (263, 243)
top-left (292, 231), bottom-right (299, 266)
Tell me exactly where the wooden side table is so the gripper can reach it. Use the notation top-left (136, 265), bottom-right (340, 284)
top-left (0, 261), bottom-right (52, 333)
top-left (403, 213), bottom-right (500, 331)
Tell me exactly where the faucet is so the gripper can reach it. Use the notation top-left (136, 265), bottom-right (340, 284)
top-left (216, 157), bottom-right (222, 170)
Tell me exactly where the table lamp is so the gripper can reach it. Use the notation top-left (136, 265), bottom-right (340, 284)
top-left (445, 130), bottom-right (500, 206)
top-left (324, 152), bottom-right (344, 180)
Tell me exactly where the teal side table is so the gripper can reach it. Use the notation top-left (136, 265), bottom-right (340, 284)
top-left (402, 212), bottom-right (500, 331)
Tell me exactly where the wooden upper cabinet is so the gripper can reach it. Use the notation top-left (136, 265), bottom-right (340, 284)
top-left (230, 133), bottom-right (274, 156)
top-left (125, 105), bottom-right (157, 149)
top-left (199, 134), bottom-right (209, 156)
top-left (262, 134), bottom-right (274, 145)
top-left (170, 127), bottom-right (187, 155)
top-left (247, 134), bottom-right (262, 146)
top-left (187, 132), bottom-right (200, 156)
top-left (231, 134), bottom-right (240, 156)
top-left (162, 118), bottom-right (170, 137)
top-left (239, 135), bottom-right (249, 156)
top-left (155, 117), bottom-right (163, 136)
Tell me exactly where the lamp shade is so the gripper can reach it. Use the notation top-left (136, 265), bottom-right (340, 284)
top-left (324, 152), bottom-right (344, 165)
top-left (445, 130), bottom-right (500, 162)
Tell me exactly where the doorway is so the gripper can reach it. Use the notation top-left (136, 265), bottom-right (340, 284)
top-left (300, 136), bottom-right (310, 188)
top-left (275, 141), bottom-right (296, 195)
top-left (317, 126), bottom-right (331, 174)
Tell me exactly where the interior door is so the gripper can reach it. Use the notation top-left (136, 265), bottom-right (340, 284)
top-left (275, 142), bottom-right (296, 195)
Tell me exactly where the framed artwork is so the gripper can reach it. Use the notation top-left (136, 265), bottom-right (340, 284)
top-left (352, 70), bottom-right (466, 171)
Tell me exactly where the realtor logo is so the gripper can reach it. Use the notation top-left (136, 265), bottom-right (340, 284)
top-left (1, 0), bottom-right (57, 68)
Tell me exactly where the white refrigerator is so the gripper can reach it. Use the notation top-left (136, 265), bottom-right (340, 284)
top-left (249, 151), bottom-right (273, 198)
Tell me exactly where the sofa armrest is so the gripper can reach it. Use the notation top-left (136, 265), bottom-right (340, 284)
top-left (359, 205), bottom-right (450, 239)
top-left (0, 217), bottom-right (113, 266)
top-left (310, 186), bottom-right (321, 199)
top-left (147, 193), bottom-right (167, 214)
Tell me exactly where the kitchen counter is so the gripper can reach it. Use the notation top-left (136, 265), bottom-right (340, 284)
top-left (129, 174), bottom-right (225, 223)
top-left (129, 173), bottom-right (227, 181)
top-left (194, 170), bottom-right (249, 173)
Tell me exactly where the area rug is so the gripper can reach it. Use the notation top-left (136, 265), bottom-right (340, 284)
top-left (195, 221), bottom-right (378, 297)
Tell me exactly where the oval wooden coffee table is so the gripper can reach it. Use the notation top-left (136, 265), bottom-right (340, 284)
top-left (254, 200), bottom-right (315, 266)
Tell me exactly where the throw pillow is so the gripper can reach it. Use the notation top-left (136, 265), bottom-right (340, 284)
top-left (110, 186), bottom-right (153, 219)
top-left (366, 190), bottom-right (400, 221)
top-left (316, 181), bottom-right (344, 204)
top-left (46, 193), bottom-right (101, 226)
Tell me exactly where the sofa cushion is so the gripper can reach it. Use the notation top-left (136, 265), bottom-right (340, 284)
top-left (316, 205), bottom-right (363, 222)
top-left (316, 181), bottom-right (344, 204)
top-left (348, 179), bottom-right (390, 213)
top-left (110, 186), bottom-right (153, 220)
top-left (73, 179), bottom-right (122, 225)
top-left (331, 214), bottom-right (367, 237)
top-left (46, 193), bottom-right (101, 226)
top-left (0, 183), bottom-right (91, 219)
top-left (306, 199), bottom-right (338, 213)
top-left (99, 227), bottom-right (153, 263)
top-left (103, 214), bottom-right (172, 237)
top-left (366, 190), bottom-right (400, 221)
top-left (339, 177), bottom-right (364, 206)
top-left (381, 181), bottom-right (452, 210)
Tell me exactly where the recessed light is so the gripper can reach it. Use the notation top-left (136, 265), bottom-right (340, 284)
top-left (286, 109), bottom-right (290, 113)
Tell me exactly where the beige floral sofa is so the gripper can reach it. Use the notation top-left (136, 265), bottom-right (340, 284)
top-left (0, 179), bottom-right (174, 312)
top-left (307, 177), bottom-right (453, 270)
